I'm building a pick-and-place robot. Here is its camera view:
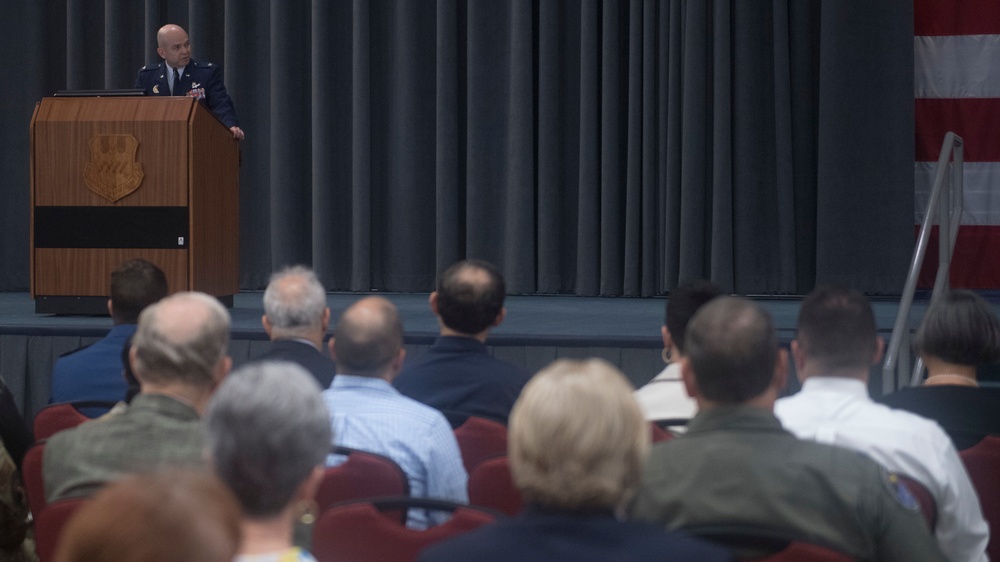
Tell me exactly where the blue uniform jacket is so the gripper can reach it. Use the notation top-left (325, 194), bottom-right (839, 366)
top-left (134, 60), bottom-right (239, 128)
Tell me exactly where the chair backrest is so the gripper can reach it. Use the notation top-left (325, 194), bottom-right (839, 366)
top-left (22, 441), bottom-right (46, 516)
top-left (649, 421), bottom-right (674, 443)
top-left (680, 524), bottom-right (856, 562)
top-left (453, 416), bottom-right (508, 474)
top-left (33, 401), bottom-right (117, 441)
top-left (467, 455), bottom-right (523, 517)
top-left (895, 473), bottom-right (937, 531)
top-left (34, 496), bottom-right (88, 562)
top-left (961, 435), bottom-right (1000, 562)
top-left (758, 542), bottom-right (856, 562)
top-left (315, 446), bottom-right (409, 514)
top-left (312, 497), bottom-right (498, 562)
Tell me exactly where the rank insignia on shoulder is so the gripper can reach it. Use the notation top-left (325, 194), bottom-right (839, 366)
top-left (884, 472), bottom-right (921, 512)
top-left (153, 85), bottom-right (159, 94)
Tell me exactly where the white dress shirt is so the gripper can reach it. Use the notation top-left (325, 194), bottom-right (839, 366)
top-left (633, 363), bottom-right (697, 431)
top-left (775, 377), bottom-right (989, 562)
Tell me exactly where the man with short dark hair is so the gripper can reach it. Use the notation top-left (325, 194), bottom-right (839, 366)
top-left (630, 297), bottom-right (945, 561)
top-left (44, 292), bottom-right (232, 502)
top-left (248, 265), bottom-right (335, 388)
top-left (323, 297), bottom-right (467, 529)
top-left (775, 286), bottom-right (989, 562)
top-left (394, 260), bottom-right (531, 426)
top-left (50, 259), bottom-right (168, 407)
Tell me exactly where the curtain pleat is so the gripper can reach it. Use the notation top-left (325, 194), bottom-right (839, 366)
top-left (2, 0), bottom-right (914, 297)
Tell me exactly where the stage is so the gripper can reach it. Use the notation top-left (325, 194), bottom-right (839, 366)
top-left (0, 291), bottom-right (934, 424)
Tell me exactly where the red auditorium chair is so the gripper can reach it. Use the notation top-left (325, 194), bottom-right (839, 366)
top-left (961, 436), bottom-right (1000, 562)
top-left (649, 421), bottom-right (674, 443)
top-left (34, 496), bottom-right (88, 562)
top-left (453, 416), bottom-right (508, 473)
top-left (467, 455), bottom-right (523, 516)
top-left (315, 446), bottom-right (410, 519)
top-left (311, 497), bottom-right (500, 562)
top-left (895, 473), bottom-right (937, 530)
top-left (680, 525), bottom-right (856, 562)
top-left (32, 400), bottom-right (117, 441)
top-left (22, 440), bottom-right (47, 515)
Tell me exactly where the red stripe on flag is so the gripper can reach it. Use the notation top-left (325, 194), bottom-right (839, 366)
top-left (915, 98), bottom-right (1000, 162)
top-left (915, 0), bottom-right (1000, 36)
top-left (917, 226), bottom-right (1000, 288)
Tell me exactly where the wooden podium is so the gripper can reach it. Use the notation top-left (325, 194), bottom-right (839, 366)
top-left (30, 96), bottom-right (239, 314)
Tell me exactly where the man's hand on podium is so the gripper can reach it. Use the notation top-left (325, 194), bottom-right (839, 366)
top-left (230, 126), bottom-right (245, 140)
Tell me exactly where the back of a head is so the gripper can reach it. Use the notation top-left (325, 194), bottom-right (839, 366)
top-left (205, 361), bottom-right (331, 519)
top-left (914, 289), bottom-right (1000, 366)
top-left (262, 265), bottom-right (327, 337)
top-left (131, 292), bottom-right (231, 388)
top-left (332, 297), bottom-right (403, 377)
top-left (435, 260), bottom-right (505, 335)
top-left (685, 297), bottom-right (778, 403)
top-left (509, 358), bottom-right (648, 511)
top-left (54, 470), bottom-right (241, 562)
top-left (110, 259), bottom-right (169, 324)
top-left (796, 285), bottom-right (876, 374)
top-left (666, 280), bottom-right (725, 354)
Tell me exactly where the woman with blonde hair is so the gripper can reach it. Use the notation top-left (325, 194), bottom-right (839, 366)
top-left (419, 358), bottom-right (731, 562)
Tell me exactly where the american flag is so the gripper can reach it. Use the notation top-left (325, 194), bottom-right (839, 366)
top-left (915, 0), bottom-right (1000, 288)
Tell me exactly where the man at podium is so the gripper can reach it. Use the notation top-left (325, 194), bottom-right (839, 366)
top-left (134, 24), bottom-right (245, 140)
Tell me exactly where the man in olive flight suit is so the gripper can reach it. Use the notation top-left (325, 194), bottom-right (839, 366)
top-left (628, 297), bottom-right (946, 562)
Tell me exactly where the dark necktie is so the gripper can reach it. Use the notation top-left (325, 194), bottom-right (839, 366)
top-left (172, 68), bottom-right (181, 95)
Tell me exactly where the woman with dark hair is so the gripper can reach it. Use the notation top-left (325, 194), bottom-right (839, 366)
top-left (881, 289), bottom-right (1000, 449)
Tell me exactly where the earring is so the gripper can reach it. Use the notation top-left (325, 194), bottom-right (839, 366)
top-left (661, 347), bottom-right (672, 364)
top-left (298, 499), bottom-right (319, 525)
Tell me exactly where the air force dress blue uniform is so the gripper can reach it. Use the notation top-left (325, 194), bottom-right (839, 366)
top-left (134, 60), bottom-right (239, 128)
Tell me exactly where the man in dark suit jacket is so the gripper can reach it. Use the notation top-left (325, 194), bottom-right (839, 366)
top-left (248, 266), bottom-right (335, 388)
top-left (134, 24), bottom-right (244, 139)
top-left (394, 260), bottom-right (532, 426)
top-left (49, 259), bottom-right (168, 412)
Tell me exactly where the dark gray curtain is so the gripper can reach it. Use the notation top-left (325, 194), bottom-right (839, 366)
top-left (0, 0), bottom-right (913, 296)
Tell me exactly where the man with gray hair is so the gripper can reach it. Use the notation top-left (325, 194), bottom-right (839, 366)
top-left (250, 265), bottom-right (335, 388)
top-left (44, 292), bottom-right (232, 502)
top-left (323, 297), bottom-right (467, 529)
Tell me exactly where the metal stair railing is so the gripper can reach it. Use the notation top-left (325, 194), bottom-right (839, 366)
top-left (882, 132), bottom-right (964, 394)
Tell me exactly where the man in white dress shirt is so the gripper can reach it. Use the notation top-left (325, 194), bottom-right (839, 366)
top-left (775, 285), bottom-right (989, 562)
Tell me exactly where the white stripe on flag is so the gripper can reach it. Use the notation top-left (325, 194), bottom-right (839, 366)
top-left (915, 35), bottom-right (1000, 98)
top-left (915, 161), bottom-right (1000, 224)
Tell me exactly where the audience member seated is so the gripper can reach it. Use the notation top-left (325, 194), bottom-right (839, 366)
top-left (629, 296), bottom-right (945, 561)
top-left (419, 358), bottom-right (732, 562)
top-left (323, 297), bottom-right (467, 529)
top-left (634, 280), bottom-right (723, 430)
top-left (775, 286), bottom-right (988, 562)
top-left (49, 259), bottom-right (168, 411)
top-left (0, 437), bottom-right (33, 562)
top-left (53, 470), bottom-right (241, 562)
top-left (0, 377), bottom-right (31, 471)
top-left (247, 266), bottom-right (336, 388)
top-left (881, 289), bottom-right (1000, 449)
top-left (394, 260), bottom-right (532, 426)
top-left (43, 292), bottom-right (232, 502)
top-left (206, 361), bottom-right (330, 562)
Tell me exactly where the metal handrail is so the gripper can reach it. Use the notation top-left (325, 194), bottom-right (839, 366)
top-left (882, 132), bottom-right (964, 393)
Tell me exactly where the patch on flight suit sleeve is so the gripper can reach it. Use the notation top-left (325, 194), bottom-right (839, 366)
top-left (884, 471), bottom-right (921, 512)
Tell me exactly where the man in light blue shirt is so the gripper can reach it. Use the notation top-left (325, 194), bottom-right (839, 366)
top-left (322, 297), bottom-right (468, 529)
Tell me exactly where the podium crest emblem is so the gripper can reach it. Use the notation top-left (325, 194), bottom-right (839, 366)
top-left (83, 134), bottom-right (144, 202)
